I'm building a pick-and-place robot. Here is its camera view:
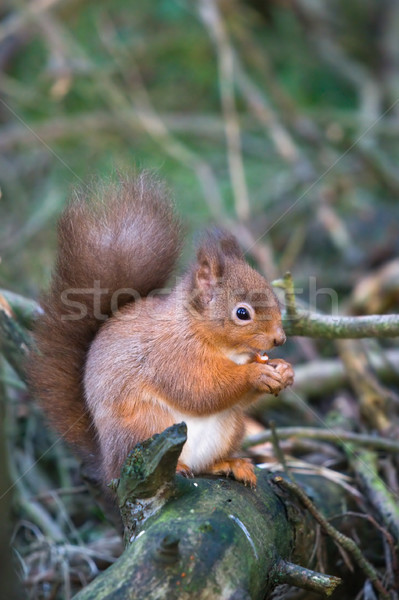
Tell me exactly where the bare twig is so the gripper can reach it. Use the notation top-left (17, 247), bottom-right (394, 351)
top-left (291, 0), bottom-right (382, 122)
top-left (98, 18), bottom-right (225, 220)
top-left (234, 63), bottom-right (300, 165)
top-left (231, 222), bottom-right (277, 279)
top-left (243, 427), bottom-right (399, 454)
top-left (198, 0), bottom-right (250, 221)
top-left (0, 112), bottom-right (227, 152)
top-left (0, 294), bottom-right (32, 383)
top-left (283, 349), bottom-right (399, 398)
top-left (0, 290), bottom-right (42, 327)
top-left (0, 0), bottom-right (67, 45)
top-left (269, 420), bottom-right (289, 475)
top-left (273, 476), bottom-right (390, 599)
top-left (349, 449), bottom-right (399, 545)
top-left (337, 339), bottom-right (393, 431)
top-left (274, 559), bottom-right (341, 597)
top-left (282, 271), bottom-right (298, 319)
top-left (230, 8), bottom-right (324, 150)
top-left (331, 512), bottom-right (399, 593)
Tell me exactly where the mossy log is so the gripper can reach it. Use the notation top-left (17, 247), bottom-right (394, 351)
top-left (73, 423), bottom-right (342, 600)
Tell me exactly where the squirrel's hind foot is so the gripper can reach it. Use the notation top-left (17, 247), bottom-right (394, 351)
top-left (207, 458), bottom-right (257, 488)
top-left (176, 461), bottom-right (194, 478)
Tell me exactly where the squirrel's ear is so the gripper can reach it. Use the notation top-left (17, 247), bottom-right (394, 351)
top-left (193, 245), bottom-right (224, 305)
top-left (218, 232), bottom-right (243, 260)
top-left (191, 229), bottom-right (242, 308)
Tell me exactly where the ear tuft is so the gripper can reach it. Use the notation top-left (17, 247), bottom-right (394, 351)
top-left (191, 228), bottom-right (243, 309)
top-left (217, 230), bottom-right (243, 260)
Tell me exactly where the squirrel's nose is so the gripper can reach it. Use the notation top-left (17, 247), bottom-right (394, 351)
top-left (273, 328), bottom-right (286, 347)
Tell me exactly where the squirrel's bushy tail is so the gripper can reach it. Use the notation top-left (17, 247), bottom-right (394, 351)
top-left (29, 173), bottom-right (182, 455)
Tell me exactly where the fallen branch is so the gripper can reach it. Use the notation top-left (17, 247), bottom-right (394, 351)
top-left (73, 424), bottom-right (343, 599)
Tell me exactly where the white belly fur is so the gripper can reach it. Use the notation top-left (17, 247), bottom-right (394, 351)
top-left (174, 409), bottom-right (238, 472)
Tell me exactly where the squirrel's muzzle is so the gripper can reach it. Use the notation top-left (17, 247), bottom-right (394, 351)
top-left (273, 328), bottom-right (286, 347)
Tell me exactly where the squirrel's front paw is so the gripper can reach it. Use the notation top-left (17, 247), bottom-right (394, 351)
top-left (268, 359), bottom-right (294, 389)
top-left (251, 359), bottom-right (294, 396)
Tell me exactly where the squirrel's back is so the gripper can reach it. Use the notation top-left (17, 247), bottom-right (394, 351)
top-left (29, 173), bottom-right (182, 456)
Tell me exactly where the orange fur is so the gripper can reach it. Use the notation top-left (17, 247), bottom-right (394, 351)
top-left (29, 173), bottom-right (294, 490)
top-left (208, 458), bottom-right (257, 487)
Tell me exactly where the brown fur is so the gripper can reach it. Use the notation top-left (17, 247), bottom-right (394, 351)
top-left (29, 173), bottom-right (182, 461)
top-left (29, 173), bottom-right (294, 488)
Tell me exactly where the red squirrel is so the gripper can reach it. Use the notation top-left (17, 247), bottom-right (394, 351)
top-left (30, 173), bottom-right (294, 489)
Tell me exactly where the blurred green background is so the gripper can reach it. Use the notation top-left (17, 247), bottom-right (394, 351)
top-left (2, 0), bottom-right (399, 308)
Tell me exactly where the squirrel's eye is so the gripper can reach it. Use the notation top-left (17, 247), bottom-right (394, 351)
top-left (236, 306), bottom-right (251, 321)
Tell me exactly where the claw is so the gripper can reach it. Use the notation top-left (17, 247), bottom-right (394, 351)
top-left (176, 461), bottom-right (194, 478)
top-left (206, 458), bottom-right (257, 488)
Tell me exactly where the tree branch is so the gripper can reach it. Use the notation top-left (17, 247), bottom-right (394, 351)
top-left (243, 426), bottom-right (399, 454)
top-left (274, 273), bottom-right (399, 338)
top-left (274, 559), bottom-right (341, 597)
top-left (283, 310), bottom-right (399, 339)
